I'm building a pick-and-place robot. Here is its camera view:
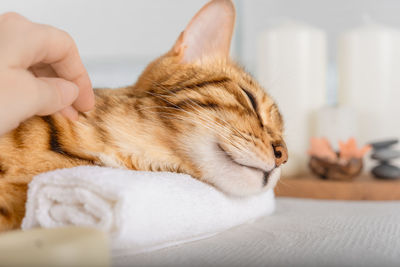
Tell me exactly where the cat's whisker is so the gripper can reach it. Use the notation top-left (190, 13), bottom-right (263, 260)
top-left (143, 80), bottom-right (239, 135)
top-left (150, 85), bottom-right (244, 138)
top-left (142, 110), bottom-right (242, 151)
top-left (142, 109), bottom-right (238, 148)
top-left (144, 86), bottom-right (249, 151)
top-left (247, 120), bottom-right (258, 145)
top-left (180, 93), bottom-right (249, 141)
top-left (137, 80), bottom-right (255, 158)
top-left (143, 90), bottom-right (241, 145)
top-left (148, 81), bottom-right (251, 142)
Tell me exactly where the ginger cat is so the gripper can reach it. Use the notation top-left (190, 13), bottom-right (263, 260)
top-left (0, 0), bottom-right (288, 231)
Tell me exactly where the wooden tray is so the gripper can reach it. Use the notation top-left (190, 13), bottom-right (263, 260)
top-left (275, 174), bottom-right (400, 200)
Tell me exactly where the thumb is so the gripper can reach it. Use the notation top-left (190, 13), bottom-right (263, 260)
top-left (35, 77), bottom-right (79, 116)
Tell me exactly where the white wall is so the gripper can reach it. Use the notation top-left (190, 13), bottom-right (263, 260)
top-left (0, 0), bottom-right (207, 60)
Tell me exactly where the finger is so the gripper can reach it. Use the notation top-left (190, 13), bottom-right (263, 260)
top-left (33, 24), bottom-right (95, 112)
top-left (29, 63), bottom-right (58, 78)
top-left (59, 106), bottom-right (79, 121)
top-left (0, 69), bottom-right (78, 135)
top-left (0, 13), bottom-right (94, 112)
top-left (30, 57), bottom-right (93, 113)
top-left (34, 77), bottom-right (79, 116)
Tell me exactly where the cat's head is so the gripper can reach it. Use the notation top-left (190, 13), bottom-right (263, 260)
top-left (133, 0), bottom-right (288, 196)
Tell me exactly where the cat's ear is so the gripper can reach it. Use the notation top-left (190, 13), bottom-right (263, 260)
top-left (171, 0), bottom-right (236, 63)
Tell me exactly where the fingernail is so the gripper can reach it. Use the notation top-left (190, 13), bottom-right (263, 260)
top-left (59, 81), bottom-right (79, 106)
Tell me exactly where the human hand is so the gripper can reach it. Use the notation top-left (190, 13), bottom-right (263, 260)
top-left (0, 12), bottom-right (94, 136)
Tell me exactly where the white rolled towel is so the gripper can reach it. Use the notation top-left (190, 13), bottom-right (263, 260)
top-left (22, 166), bottom-right (275, 254)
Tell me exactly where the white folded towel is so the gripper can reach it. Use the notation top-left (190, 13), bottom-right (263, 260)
top-left (22, 166), bottom-right (275, 254)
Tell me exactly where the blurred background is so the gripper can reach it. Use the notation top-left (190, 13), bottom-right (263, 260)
top-left (1, 0), bottom-right (399, 177)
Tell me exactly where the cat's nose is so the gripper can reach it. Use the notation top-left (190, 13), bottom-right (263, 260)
top-left (273, 143), bottom-right (288, 167)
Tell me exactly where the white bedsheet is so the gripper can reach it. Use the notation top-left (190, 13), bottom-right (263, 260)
top-left (114, 197), bottom-right (400, 267)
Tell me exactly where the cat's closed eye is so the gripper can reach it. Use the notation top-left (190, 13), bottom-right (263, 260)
top-left (241, 87), bottom-right (258, 111)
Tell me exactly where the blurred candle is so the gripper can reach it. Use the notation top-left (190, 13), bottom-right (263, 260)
top-left (338, 22), bottom-right (400, 144)
top-left (257, 21), bottom-right (327, 176)
top-left (315, 106), bottom-right (357, 151)
top-left (0, 227), bottom-right (110, 267)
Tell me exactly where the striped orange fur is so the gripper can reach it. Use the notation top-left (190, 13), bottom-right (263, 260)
top-left (0, 0), bottom-right (287, 231)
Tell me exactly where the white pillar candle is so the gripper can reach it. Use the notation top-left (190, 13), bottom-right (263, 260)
top-left (257, 21), bottom-right (327, 176)
top-left (338, 22), bottom-right (400, 144)
top-left (315, 106), bottom-right (357, 151)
